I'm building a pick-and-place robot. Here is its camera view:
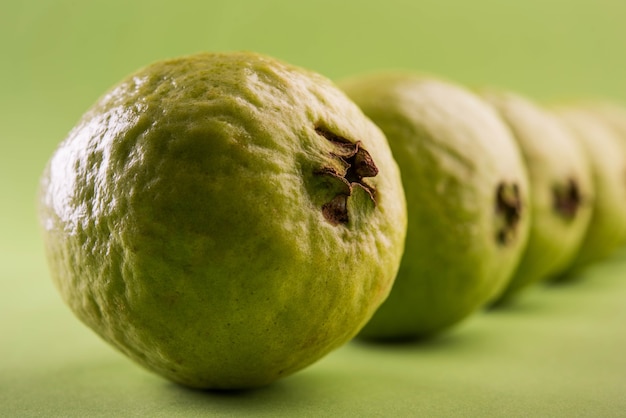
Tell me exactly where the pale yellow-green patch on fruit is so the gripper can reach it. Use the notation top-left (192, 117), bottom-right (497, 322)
top-left (582, 100), bottom-right (626, 143)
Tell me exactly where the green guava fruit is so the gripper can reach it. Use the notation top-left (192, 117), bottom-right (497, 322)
top-left (481, 91), bottom-right (594, 304)
top-left (585, 100), bottom-right (626, 250)
top-left (38, 52), bottom-right (407, 389)
top-left (582, 100), bottom-right (626, 142)
top-left (340, 72), bottom-right (530, 340)
top-left (553, 106), bottom-right (626, 274)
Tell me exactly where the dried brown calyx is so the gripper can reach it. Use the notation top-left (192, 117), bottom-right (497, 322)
top-left (315, 127), bottom-right (379, 225)
top-left (495, 182), bottom-right (522, 245)
top-left (552, 178), bottom-right (581, 219)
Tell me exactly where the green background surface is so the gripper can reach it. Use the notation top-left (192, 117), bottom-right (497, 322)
top-left (2, 0), bottom-right (626, 416)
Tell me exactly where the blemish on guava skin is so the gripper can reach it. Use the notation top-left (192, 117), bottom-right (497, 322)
top-left (314, 127), bottom-right (378, 225)
top-left (495, 182), bottom-right (522, 245)
top-left (552, 178), bottom-right (582, 219)
top-left (322, 194), bottom-right (350, 225)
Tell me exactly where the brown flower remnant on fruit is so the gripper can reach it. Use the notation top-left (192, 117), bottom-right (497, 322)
top-left (322, 195), bottom-right (350, 225)
top-left (315, 127), bottom-right (378, 225)
top-left (495, 182), bottom-right (522, 245)
top-left (552, 178), bottom-right (582, 219)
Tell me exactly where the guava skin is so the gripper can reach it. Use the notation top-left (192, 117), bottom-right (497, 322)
top-left (553, 107), bottom-right (626, 274)
top-left (38, 52), bottom-right (407, 389)
top-left (583, 101), bottom-right (626, 249)
top-left (582, 100), bottom-right (626, 143)
top-left (341, 73), bottom-right (530, 340)
top-left (482, 91), bottom-right (594, 304)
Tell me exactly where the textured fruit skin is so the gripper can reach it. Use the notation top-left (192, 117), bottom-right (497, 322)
top-left (483, 92), bottom-right (594, 303)
top-left (341, 73), bottom-right (530, 339)
top-left (554, 107), bottom-right (626, 273)
top-left (38, 52), bottom-right (407, 389)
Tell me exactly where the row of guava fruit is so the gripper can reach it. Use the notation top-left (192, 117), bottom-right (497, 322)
top-left (38, 51), bottom-right (626, 390)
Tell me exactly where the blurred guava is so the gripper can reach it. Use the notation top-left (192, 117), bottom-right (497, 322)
top-left (582, 100), bottom-right (626, 142)
top-left (584, 100), bottom-right (626, 249)
top-left (553, 106), bottom-right (626, 274)
top-left (38, 52), bottom-right (407, 389)
top-left (340, 72), bottom-right (530, 340)
top-left (482, 91), bottom-right (594, 304)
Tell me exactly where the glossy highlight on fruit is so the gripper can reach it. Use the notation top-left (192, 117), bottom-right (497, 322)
top-left (38, 52), bottom-right (407, 389)
top-left (341, 72), bottom-right (530, 340)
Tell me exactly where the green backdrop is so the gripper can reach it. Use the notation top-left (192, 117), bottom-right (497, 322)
top-left (2, 0), bottom-right (626, 416)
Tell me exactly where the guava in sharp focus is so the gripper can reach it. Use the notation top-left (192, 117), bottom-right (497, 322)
top-left (340, 72), bottom-right (530, 340)
top-left (552, 106), bottom-right (626, 275)
top-left (38, 52), bottom-right (407, 389)
top-left (482, 91), bottom-right (594, 304)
